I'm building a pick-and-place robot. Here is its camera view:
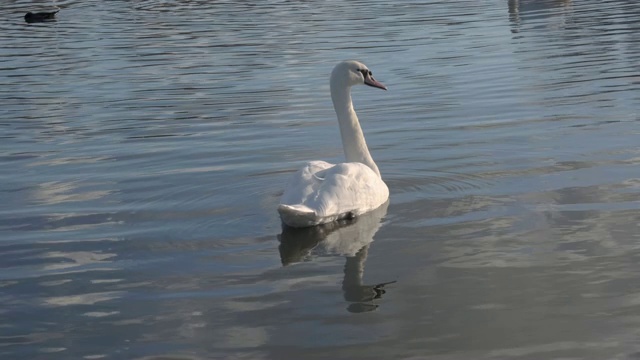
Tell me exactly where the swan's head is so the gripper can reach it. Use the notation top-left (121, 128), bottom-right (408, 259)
top-left (331, 60), bottom-right (387, 91)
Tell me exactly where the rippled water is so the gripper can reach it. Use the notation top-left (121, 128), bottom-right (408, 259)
top-left (2, 0), bottom-right (640, 358)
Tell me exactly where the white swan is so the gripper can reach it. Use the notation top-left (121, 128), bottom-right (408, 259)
top-left (278, 60), bottom-right (389, 228)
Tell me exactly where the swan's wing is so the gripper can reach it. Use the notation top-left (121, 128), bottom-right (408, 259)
top-left (317, 162), bottom-right (388, 217)
top-left (279, 160), bottom-right (332, 207)
top-left (279, 161), bottom-right (388, 226)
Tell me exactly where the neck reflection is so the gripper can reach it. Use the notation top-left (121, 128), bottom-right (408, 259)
top-left (278, 202), bottom-right (395, 313)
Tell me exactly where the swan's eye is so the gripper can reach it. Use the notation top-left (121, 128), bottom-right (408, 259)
top-left (357, 69), bottom-right (371, 77)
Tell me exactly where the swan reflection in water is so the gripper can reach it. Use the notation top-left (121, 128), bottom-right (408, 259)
top-left (278, 202), bottom-right (395, 313)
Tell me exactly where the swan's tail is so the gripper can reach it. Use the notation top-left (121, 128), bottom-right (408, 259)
top-left (278, 204), bottom-right (321, 228)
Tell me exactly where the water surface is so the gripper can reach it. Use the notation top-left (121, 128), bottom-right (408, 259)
top-left (1, 0), bottom-right (640, 359)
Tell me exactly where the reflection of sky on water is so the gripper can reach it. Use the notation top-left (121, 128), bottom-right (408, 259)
top-left (44, 291), bottom-right (125, 307)
top-left (29, 181), bottom-right (113, 206)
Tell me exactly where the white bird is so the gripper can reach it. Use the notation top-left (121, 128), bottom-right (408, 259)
top-left (278, 60), bottom-right (389, 228)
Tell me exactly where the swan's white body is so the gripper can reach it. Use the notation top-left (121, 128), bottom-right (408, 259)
top-left (278, 60), bottom-right (389, 228)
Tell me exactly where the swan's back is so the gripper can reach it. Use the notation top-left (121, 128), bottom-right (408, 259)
top-left (279, 161), bottom-right (388, 227)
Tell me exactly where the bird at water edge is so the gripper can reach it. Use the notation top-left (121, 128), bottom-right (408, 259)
top-left (24, 10), bottom-right (59, 23)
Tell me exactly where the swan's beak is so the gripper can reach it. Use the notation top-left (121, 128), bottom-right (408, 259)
top-left (364, 75), bottom-right (387, 90)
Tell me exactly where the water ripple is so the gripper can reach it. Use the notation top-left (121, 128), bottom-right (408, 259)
top-left (2, 0), bottom-right (640, 359)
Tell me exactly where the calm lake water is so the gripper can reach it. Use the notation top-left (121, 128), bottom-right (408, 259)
top-left (2, 0), bottom-right (640, 358)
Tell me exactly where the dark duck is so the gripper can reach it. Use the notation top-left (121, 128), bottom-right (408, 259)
top-left (24, 10), bottom-right (59, 23)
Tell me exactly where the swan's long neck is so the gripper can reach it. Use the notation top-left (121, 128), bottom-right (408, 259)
top-left (331, 84), bottom-right (381, 177)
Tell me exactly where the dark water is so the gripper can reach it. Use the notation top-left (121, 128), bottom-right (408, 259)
top-left (1, 0), bottom-right (640, 358)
